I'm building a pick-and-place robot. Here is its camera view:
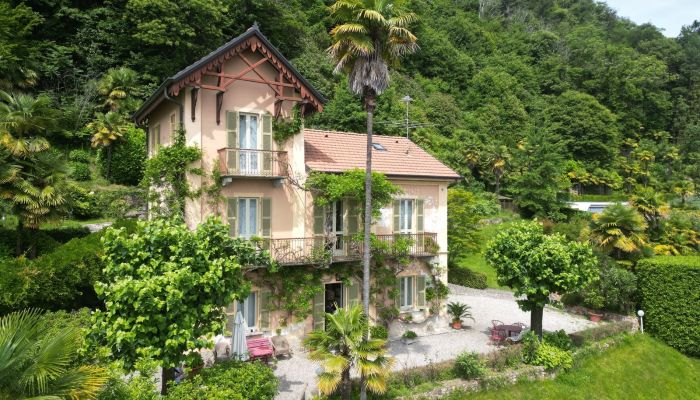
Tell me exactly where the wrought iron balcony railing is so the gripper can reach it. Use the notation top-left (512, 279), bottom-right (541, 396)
top-left (264, 232), bottom-right (439, 266)
top-left (217, 148), bottom-right (288, 178)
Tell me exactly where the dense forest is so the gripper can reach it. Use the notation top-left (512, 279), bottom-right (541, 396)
top-left (1, 0), bottom-right (699, 220)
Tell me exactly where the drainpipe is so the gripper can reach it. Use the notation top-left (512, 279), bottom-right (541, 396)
top-left (163, 86), bottom-right (185, 129)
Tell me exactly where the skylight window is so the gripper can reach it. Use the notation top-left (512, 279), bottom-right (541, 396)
top-left (372, 143), bottom-right (387, 151)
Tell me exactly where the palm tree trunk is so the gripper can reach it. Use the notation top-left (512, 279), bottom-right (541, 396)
top-left (341, 367), bottom-right (352, 400)
top-left (361, 90), bottom-right (376, 400)
top-left (106, 145), bottom-right (113, 179)
top-left (161, 367), bottom-right (175, 395)
top-left (15, 220), bottom-right (23, 257)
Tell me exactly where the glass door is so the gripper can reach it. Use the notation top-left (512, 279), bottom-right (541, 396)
top-left (238, 114), bottom-right (259, 174)
top-left (332, 200), bottom-right (344, 256)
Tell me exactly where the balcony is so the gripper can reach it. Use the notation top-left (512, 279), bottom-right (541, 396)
top-left (217, 148), bottom-right (288, 179)
top-left (265, 232), bottom-right (439, 266)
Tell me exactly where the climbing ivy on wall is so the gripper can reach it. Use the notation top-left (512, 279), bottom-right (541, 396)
top-left (272, 105), bottom-right (303, 145)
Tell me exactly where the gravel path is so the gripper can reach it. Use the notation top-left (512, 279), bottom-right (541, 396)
top-left (273, 284), bottom-right (596, 400)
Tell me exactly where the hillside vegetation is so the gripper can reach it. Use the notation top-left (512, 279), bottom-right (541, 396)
top-left (2, 0), bottom-right (699, 220)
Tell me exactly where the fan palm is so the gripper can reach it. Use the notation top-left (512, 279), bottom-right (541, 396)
top-left (88, 112), bottom-right (125, 177)
top-left (585, 203), bottom-right (647, 261)
top-left (0, 90), bottom-right (57, 157)
top-left (0, 309), bottom-right (107, 399)
top-left (304, 305), bottom-right (394, 400)
top-left (328, 2), bottom-right (418, 375)
top-left (1, 150), bottom-right (69, 257)
top-left (97, 67), bottom-right (140, 113)
top-left (630, 187), bottom-right (668, 240)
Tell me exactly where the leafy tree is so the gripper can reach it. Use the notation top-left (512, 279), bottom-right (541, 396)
top-left (92, 218), bottom-right (275, 394)
top-left (584, 203), bottom-right (648, 263)
top-left (508, 128), bottom-right (570, 220)
top-left (545, 90), bottom-right (620, 168)
top-left (447, 188), bottom-right (498, 263)
top-left (97, 125), bottom-right (146, 186)
top-left (485, 221), bottom-right (597, 338)
top-left (0, 309), bottom-right (107, 399)
top-left (304, 305), bottom-right (393, 400)
top-left (0, 3), bottom-right (42, 90)
top-left (328, 0), bottom-right (419, 360)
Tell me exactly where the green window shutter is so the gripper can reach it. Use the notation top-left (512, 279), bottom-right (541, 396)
top-left (226, 111), bottom-right (239, 174)
top-left (312, 289), bottom-right (325, 331)
top-left (259, 290), bottom-right (271, 330)
top-left (416, 199), bottom-right (424, 233)
top-left (393, 200), bottom-right (400, 233)
top-left (346, 280), bottom-right (360, 309)
top-left (346, 199), bottom-right (359, 235)
top-left (261, 197), bottom-right (272, 238)
top-left (416, 276), bottom-right (426, 308)
top-left (262, 114), bottom-right (273, 173)
top-left (313, 204), bottom-right (325, 235)
top-left (227, 198), bottom-right (238, 237)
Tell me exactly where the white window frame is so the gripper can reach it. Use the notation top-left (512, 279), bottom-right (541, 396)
top-left (149, 124), bottom-right (160, 156)
top-left (237, 197), bottom-right (259, 239)
top-left (237, 291), bottom-right (258, 333)
top-left (399, 276), bottom-right (414, 310)
top-left (332, 200), bottom-right (344, 253)
top-left (169, 113), bottom-right (177, 138)
top-left (399, 199), bottom-right (414, 234)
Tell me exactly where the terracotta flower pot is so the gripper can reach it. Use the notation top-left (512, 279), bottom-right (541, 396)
top-left (451, 320), bottom-right (462, 329)
top-left (588, 312), bottom-right (604, 322)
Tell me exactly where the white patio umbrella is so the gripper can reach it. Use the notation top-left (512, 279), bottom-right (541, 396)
top-left (231, 310), bottom-right (249, 361)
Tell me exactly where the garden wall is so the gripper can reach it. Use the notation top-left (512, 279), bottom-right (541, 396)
top-left (637, 256), bottom-right (700, 356)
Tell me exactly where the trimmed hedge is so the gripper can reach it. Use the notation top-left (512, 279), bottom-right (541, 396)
top-left (568, 320), bottom-right (634, 347)
top-left (637, 256), bottom-right (700, 356)
top-left (448, 265), bottom-right (488, 289)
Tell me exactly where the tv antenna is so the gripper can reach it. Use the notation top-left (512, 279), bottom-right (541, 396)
top-left (376, 95), bottom-right (435, 140)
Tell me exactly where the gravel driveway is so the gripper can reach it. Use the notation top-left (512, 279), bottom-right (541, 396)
top-left (274, 284), bottom-right (596, 400)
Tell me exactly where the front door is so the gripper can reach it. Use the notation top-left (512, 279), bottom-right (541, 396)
top-left (238, 198), bottom-right (258, 239)
top-left (324, 283), bottom-right (343, 314)
top-left (238, 113), bottom-right (259, 174)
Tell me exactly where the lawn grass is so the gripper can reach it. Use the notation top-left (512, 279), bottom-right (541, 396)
top-left (443, 335), bottom-right (700, 400)
top-left (456, 216), bottom-right (520, 289)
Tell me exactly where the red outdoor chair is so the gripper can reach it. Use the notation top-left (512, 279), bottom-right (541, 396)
top-left (490, 327), bottom-right (507, 345)
top-left (491, 320), bottom-right (504, 328)
top-left (246, 338), bottom-right (274, 364)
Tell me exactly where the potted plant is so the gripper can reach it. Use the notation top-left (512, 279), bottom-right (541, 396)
top-left (401, 330), bottom-right (418, 345)
top-left (447, 302), bottom-right (474, 329)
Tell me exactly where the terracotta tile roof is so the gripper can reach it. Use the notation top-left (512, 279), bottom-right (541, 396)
top-left (304, 129), bottom-right (460, 180)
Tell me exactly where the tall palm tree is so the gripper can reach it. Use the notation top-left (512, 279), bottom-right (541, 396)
top-left (97, 67), bottom-right (140, 113)
top-left (0, 91), bottom-right (67, 257)
top-left (585, 203), bottom-right (647, 261)
top-left (97, 67), bottom-right (138, 113)
top-left (88, 112), bottom-right (125, 178)
top-left (327, 5), bottom-right (417, 388)
top-left (630, 187), bottom-right (668, 240)
top-left (0, 309), bottom-right (107, 399)
top-left (304, 306), bottom-right (393, 400)
top-left (0, 91), bottom-right (57, 157)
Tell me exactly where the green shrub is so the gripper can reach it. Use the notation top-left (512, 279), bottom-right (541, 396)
top-left (486, 344), bottom-right (523, 371)
top-left (0, 228), bottom-right (60, 257)
top-left (521, 331), bottom-right (540, 364)
top-left (370, 325), bottom-right (388, 339)
top-left (543, 329), bottom-right (573, 351)
top-left (42, 225), bottom-right (91, 242)
top-left (448, 265), bottom-right (487, 289)
top-left (532, 343), bottom-right (573, 371)
top-left (67, 184), bottom-right (145, 220)
top-left (0, 219), bottom-right (137, 312)
top-left (69, 161), bottom-right (92, 181)
top-left (98, 126), bottom-right (146, 186)
top-left (637, 256), bottom-right (700, 356)
top-left (69, 149), bottom-right (92, 163)
top-left (164, 360), bottom-right (277, 400)
top-left (569, 320), bottom-right (634, 347)
top-left (453, 351), bottom-right (485, 380)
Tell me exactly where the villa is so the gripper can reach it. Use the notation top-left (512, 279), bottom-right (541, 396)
top-left (133, 25), bottom-right (460, 337)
